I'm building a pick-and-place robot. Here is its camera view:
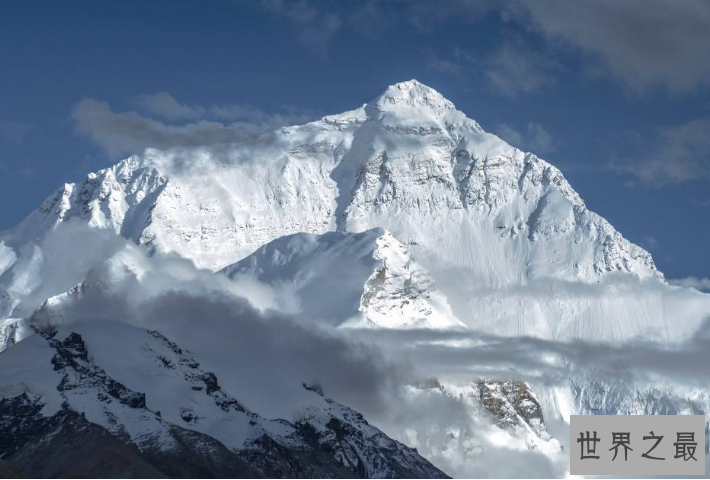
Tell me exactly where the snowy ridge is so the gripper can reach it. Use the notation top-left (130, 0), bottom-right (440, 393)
top-left (222, 228), bottom-right (463, 329)
top-left (0, 321), bottom-right (446, 478)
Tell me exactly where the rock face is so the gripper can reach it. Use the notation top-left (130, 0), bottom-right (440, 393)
top-left (0, 322), bottom-right (447, 479)
top-left (412, 378), bottom-right (559, 451)
top-left (3, 410), bottom-right (171, 479)
top-left (0, 459), bottom-right (19, 479)
top-left (476, 380), bottom-right (550, 441)
top-left (0, 318), bottom-right (31, 353)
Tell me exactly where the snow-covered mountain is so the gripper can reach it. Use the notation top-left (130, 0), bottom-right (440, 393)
top-left (1, 80), bottom-right (710, 477)
top-left (2, 79), bottom-right (705, 342)
top-left (3, 80), bottom-right (657, 280)
top-left (0, 321), bottom-right (446, 478)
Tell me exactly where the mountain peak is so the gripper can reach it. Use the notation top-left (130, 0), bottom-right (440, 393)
top-left (372, 79), bottom-right (455, 111)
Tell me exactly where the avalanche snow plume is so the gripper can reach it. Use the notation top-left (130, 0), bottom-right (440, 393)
top-left (1, 80), bottom-right (710, 478)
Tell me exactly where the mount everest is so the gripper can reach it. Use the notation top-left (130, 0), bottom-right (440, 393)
top-left (1, 80), bottom-right (710, 477)
top-left (2, 80), bottom-right (707, 341)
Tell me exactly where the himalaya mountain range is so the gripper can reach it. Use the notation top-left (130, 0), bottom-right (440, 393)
top-left (1, 80), bottom-right (710, 478)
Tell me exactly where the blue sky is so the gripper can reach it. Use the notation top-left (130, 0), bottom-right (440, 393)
top-left (1, 0), bottom-right (709, 281)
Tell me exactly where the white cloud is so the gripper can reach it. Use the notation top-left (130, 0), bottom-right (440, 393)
top-left (669, 277), bottom-right (710, 293)
top-left (640, 236), bottom-right (660, 252)
top-left (71, 94), bottom-right (318, 159)
top-left (133, 92), bottom-right (204, 121)
top-left (11, 219), bottom-right (710, 477)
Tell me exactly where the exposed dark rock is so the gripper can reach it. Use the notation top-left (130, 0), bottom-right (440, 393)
top-left (139, 425), bottom-right (263, 478)
top-left (477, 380), bottom-right (547, 437)
top-left (4, 410), bottom-right (166, 479)
top-left (48, 332), bottom-right (147, 410)
top-left (0, 459), bottom-right (19, 479)
top-left (2, 406), bottom-right (261, 478)
top-left (0, 393), bottom-right (52, 458)
top-left (238, 433), bottom-right (356, 479)
top-left (0, 327), bottom-right (449, 479)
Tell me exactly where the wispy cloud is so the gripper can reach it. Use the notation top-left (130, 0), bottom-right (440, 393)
top-left (133, 92), bottom-right (204, 121)
top-left (71, 93), bottom-right (318, 159)
top-left (258, 0), bottom-right (342, 57)
top-left (425, 36), bottom-right (559, 97)
top-left (347, 1), bottom-right (391, 39)
top-left (640, 236), bottom-right (661, 252)
top-left (400, 0), bottom-right (495, 32)
top-left (484, 36), bottom-right (561, 96)
top-left (669, 277), bottom-right (710, 293)
top-left (249, 1), bottom-right (710, 95)
top-left (610, 118), bottom-right (710, 186)
top-left (424, 47), bottom-right (476, 76)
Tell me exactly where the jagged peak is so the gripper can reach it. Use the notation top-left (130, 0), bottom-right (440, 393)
top-left (371, 79), bottom-right (456, 111)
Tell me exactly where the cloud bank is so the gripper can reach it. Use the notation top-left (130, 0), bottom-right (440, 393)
top-left (71, 94), bottom-right (318, 159)
top-left (11, 220), bottom-right (708, 477)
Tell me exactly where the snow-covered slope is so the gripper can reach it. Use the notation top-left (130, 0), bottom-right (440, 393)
top-left (3, 81), bottom-right (657, 280)
top-left (222, 228), bottom-right (463, 329)
top-left (0, 79), bottom-right (707, 343)
top-left (1, 80), bottom-right (710, 478)
top-left (0, 321), bottom-right (446, 478)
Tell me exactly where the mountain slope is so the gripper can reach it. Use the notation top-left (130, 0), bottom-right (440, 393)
top-left (0, 80), bottom-right (709, 478)
top-left (0, 321), bottom-right (447, 479)
top-left (222, 228), bottom-right (463, 329)
top-left (2, 81), bottom-right (657, 280)
top-left (0, 79), bottom-right (707, 343)
top-left (0, 459), bottom-right (18, 479)
top-left (4, 410), bottom-right (171, 479)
